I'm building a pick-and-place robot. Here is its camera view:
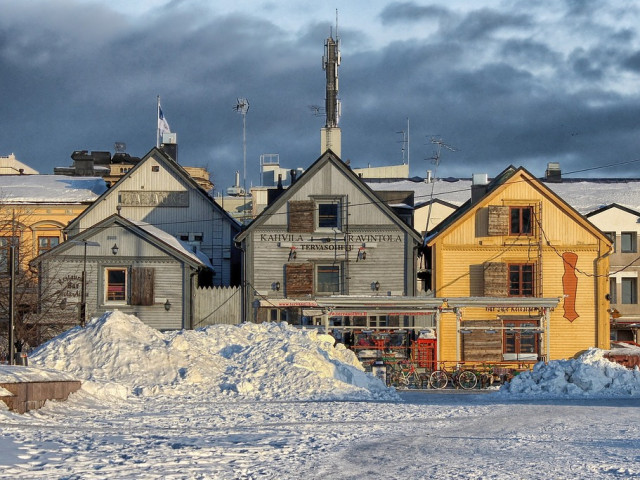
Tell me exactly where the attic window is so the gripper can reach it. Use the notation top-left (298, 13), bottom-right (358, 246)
top-left (151, 166), bottom-right (160, 172)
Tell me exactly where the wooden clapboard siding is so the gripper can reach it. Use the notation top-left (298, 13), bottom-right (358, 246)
top-left (429, 167), bottom-right (610, 362)
top-left (66, 151), bottom-right (238, 287)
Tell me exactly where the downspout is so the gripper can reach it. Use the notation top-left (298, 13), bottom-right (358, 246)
top-left (235, 239), bottom-right (247, 323)
top-left (597, 239), bottom-right (613, 349)
top-left (189, 269), bottom-right (198, 329)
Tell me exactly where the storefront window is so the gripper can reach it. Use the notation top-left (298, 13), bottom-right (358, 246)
top-left (503, 320), bottom-right (539, 361)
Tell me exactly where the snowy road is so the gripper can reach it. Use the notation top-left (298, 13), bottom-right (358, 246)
top-left (1, 391), bottom-right (639, 479)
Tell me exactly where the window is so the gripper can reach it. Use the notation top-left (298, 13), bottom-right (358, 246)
top-left (605, 232), bottom-right (616, 252)
top-left (106, 268), bottom-right (127, 302)
top-left (610, 277), bottom-right (617, 304)
top-left (621, 232), bottom-right (637, 253)
top-left (316, 264), bottom-right (341, 294)
top-left (317, 201), bottom-right (341, 230)
top-left (509, 264), bottom-right (534, 296)
top-left (192, 233), bottom-right (203, 243)
top-left (38, 236), bottom-right (59, 255)
top-left (509, 206), bottom-right (533, 235)
top-left (0, 237), bottom-right (19, 272)
top-left (178, 233), bottom-right (189, 242)
top-left (503, 320), bottom-right (539, 361)
top-left (621, 277), bottom-right (637, 304)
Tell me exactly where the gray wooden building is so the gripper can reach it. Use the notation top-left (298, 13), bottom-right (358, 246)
top-left (65, 147), bottom-right (241, 286)
top-left (34, 215), bottom-right (211, 330)
top-left (235, 151), bottom-right (424, 327)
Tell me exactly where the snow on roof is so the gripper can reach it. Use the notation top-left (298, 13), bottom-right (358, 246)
top-left (0, 175), bottom-right (107, 203)
top-left (367, 177), bottom-right (640, 215)
top-left (128, 219), bottom-right (213, 269)
top-left (27, 311), bottom-right (396, 401)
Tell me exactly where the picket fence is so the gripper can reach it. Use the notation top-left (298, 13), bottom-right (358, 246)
top-left (192, 286), bottom-right (241, 327)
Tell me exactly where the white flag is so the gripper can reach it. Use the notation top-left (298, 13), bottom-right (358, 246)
top-left (158, 104), bottom-right (171, 136)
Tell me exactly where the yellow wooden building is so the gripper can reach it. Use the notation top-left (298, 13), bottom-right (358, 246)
top-left (422, 166), bottom-right (611, 364)
top-left (0, 175), bottom-right (106, 269)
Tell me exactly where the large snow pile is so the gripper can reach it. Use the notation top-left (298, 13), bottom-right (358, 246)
top-left (30, 311), bottom-right (397, 402)
top-left (501, 348), bottom-right (640, 396)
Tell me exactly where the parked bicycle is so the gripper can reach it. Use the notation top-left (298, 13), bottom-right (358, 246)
top-left (429, 363), bottom-right (478, 390)
top-left (389, 361), bottom-right (428, 389)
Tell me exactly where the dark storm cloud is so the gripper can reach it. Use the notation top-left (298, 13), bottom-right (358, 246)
top-left (2, 0), bottom-right (640, 191)
top-left (379, 2), bottom-right (452, 24)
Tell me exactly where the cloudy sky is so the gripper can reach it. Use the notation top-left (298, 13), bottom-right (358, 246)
top-left (2, 0), bottom-right (640, 191)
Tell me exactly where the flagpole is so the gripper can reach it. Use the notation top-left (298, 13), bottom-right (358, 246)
top-left (156, 95), bottom-right (161, 148)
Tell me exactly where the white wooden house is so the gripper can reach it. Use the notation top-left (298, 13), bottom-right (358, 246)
top-left (64, 147), bottom-right (241, 286)
top-left (34, 215), bottom-right (212, 330)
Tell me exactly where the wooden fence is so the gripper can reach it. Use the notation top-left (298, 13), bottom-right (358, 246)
top-left (193, 286), bottom-right (241, 327)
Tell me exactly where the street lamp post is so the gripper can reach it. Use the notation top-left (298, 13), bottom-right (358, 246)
top-left (71, 240), bottom-right (100, 327)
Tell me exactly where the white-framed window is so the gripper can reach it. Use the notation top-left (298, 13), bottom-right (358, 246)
top-left (316, 263), bottom-right (342, 294)
top-left (316, 199), bottom-right (342, 230)
top-left (105, 267), bottom-right (128, 303)
top-left (38, 236), bottom-right (59, 255)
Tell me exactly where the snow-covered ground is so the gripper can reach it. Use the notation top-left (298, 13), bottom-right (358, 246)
top-left (0, 311), bottom-right (639, 479)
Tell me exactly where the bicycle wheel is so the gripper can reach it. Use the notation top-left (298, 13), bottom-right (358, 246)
top-left (458, 370), bottom-right (478, 390)
top-left (429, 370), bottom-right (448, 389)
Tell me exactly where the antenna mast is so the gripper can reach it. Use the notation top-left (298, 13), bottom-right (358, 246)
top-left (234, 97), bottom-right (250, 223)
top-left (425, 136), bottom-right (457, 233)
top-left (320, 10), bottom-right (342, 157)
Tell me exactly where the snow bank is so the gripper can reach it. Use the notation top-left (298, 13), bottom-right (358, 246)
top-left (30, 311), bottom-right (397, 401)
top-left (0, 365), bottom-right (77, 383)
top-left (500, 348), bottom-right (640, 397)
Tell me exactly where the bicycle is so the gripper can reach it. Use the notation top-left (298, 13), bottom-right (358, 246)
top-left (429, 363), bottom-right (478, 390)
top-left (389, 361), bottom-right (428, 389)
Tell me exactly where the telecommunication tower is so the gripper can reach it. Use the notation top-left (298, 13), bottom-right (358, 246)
top-left (321, 11), bottom-right (342, 157)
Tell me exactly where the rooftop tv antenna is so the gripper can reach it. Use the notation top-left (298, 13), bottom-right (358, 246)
top-left (425, 136), bottom-right (457, 235)
top-left (234, 97), bottom-right (250, 222)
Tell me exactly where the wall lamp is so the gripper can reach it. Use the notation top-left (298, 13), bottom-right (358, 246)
top-left (272, 281), bottom-right (281, 291)
top-left (164, 299), bottom-right (172, 311)
top-left (357, 247), bottom-right (366, 262)
top-left (288, 246), bottom-right (297, 261)
top-left (372, 281), bottom-right (380, 291)
top-left (484, 329), bottom-right (497, 334)
top-left (111, 243), bottom-right (119, 255)
top-left (459, 329), bottom-right (472, 334)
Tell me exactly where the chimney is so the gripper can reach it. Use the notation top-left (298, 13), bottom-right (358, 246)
top-left (277, 174), bottom-right (283, 190)
top-left (161, 133), bottom-right (178, 162)
top-left (545, 162), bottom-right (561, 183)
top-left (426, 170), bottom-right (432, 184)
top-left (471, 173), bottom-right (489, 204)
top-left (290, 169), bottom-right (297, 184)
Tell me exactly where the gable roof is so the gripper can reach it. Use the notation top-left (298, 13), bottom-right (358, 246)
top-left (65, 147), bottom-right (240, 233)
top-left (236, 150), bottom-right (423, 243)
top-left (425, 165), bottom-right (611, 247)
top-left (34, 214), bottom-right (210, 269)
top-left (585, 203), bottom-right (640, 218)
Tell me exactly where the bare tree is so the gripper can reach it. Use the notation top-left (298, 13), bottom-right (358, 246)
top-left (0, 207), bottom-right (78, 357)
